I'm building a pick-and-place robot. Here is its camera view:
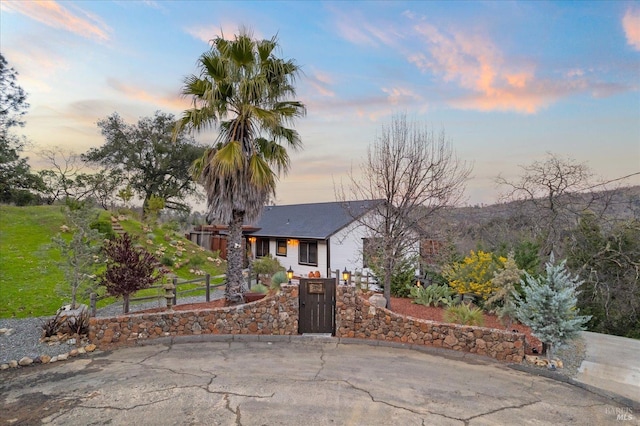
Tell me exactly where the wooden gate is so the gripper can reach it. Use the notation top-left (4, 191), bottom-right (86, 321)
top-left (299, 278), bottom-right (336, 335)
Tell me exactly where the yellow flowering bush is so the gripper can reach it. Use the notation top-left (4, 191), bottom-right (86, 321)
top-left (442, 250), bottom-right (506, 299)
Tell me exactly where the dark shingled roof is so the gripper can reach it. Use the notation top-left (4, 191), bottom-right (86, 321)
top-left (247, 200), bottom-right (384, 240)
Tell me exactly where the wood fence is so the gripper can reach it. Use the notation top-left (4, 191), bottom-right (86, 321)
top-left (329, 269), bottom-right (379, 290)
top-left (89, 273), bottom-right (226, 316)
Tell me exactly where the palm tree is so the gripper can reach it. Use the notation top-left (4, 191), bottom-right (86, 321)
top-left (175, 28), bottom-right (305, 303)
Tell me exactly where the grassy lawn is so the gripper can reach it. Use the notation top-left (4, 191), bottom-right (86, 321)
top-left (0, 205), bottom-right (226, 318)
top-left (0, 205), bottom-right (67, 318)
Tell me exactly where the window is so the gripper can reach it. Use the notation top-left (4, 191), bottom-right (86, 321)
top-left (276, 239), bottom-right (287, 256)
top-left (299, 241), bottom-right (318, 266)
top-left (256, 238), bottom-right (270, 258)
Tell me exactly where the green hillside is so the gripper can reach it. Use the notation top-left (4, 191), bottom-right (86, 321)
top-left (0, 205), bottom-right (226, 318)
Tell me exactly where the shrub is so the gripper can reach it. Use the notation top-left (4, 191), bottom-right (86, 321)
top-left (442, 250), bottom-right (506, 300)
top-left (90, 218), bottom-right (116, 240)
top-left (486, 253), bottom-right (522, 329)
top-left (390, 258), bottom-right (417, 297)
top-left (271, 270), bottom-right (288, 289)
top-left (67, 309), bottom-right (90, 336)
top-left (514, 255), bottom-right (591, 359)
top-left (160, 255), bottom-right (174, 267)
top-left (409, 284), bottom-right (455, 308)
top-left (51, 205), bottom-right (104, 309)
top-left (252, 254), bottom-right (284, 276)
top-left (444, 304), bottom-right (485, 326)
top-left (100, 233), bottom-right (163, 314)
top-left (41, 312), bottom-right (65, 338)
top-left (370, 256), bottom-right (417, 297)
top-left (249, 283), bottom-right (269, 294)
top-left (189, 255), bottom-right (205, 267)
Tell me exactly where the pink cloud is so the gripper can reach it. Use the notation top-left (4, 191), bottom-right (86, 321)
top-left (411, 23), bottom-right (552, 114)
top-left (107, 78), bottom-right (190, 111)
top-left (622, 7), bottom-right (640, 50)
top-left (184, 24), bottom-right (264, 44)
top-left (306, 71), bottom-right (336, 97)
top-left (2, 0), bottom-right (111, 42)
top-left (382, 86), bottom-right (422, 105)
top-left (331, 7), bottom-right (402, 47)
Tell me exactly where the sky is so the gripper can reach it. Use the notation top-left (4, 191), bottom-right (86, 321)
top-left (1, 0), bottom-right (639, 208)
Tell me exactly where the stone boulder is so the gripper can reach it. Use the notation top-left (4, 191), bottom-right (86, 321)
top-left (369, 294), bottom-right (387, 308)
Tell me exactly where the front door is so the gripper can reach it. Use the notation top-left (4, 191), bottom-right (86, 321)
top-left (299, 278), bottom-right (336, 335)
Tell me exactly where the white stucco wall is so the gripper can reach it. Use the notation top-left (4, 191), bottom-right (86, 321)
top-left (329, 221), bottom-right (368, 276)
top-left (328, 213), bottom-right (422, 281)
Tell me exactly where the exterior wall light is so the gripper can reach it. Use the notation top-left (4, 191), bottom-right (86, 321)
top-left (342, 268), bottom-right (350, 285)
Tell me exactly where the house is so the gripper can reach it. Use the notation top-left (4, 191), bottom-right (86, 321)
top-left (245, 200), bottom-right (387, 278)
top-left (187, 200), bottom-right (430, 280)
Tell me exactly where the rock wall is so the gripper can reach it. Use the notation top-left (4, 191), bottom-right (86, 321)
top-left (89, 284), bottom-right (524, 363)
top-left (335, 286), bottom-right (525, 362)
top-left (89, 285), bottom-right (299, 349)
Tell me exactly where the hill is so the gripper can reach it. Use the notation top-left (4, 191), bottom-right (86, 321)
top-left (0, 205), bottom-right (226, 318)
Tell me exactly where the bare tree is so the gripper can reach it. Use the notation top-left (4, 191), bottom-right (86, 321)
top-left (496, 153), bottom-right (610, 259)
top-left (38, 147), bottom-right (86, 203)
top-left (37, 146), bottom-right (123, 207)
top-left (338, 114), bottom-right (471, 308)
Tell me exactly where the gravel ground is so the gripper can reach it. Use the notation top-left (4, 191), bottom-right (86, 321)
top-left (522, 336), bottom-right (588, 378)
top-left (0, 293), bottom-right (222, 365)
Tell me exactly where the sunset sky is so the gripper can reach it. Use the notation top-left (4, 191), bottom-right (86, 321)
top-left (1, 1), bottom-right (639, 207)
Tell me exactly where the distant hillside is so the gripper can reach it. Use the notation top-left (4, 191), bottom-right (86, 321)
top-left (424, 185), bottom-right (640, 254)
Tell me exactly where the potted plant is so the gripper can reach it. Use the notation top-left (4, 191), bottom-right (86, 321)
top-left (244, 283), bottom-right (269, 303)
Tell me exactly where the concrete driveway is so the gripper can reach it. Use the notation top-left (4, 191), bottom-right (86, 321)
top-left (1, 337), bottom-right (635, 425)
top-left (575, 331), bottom-right (640, 404)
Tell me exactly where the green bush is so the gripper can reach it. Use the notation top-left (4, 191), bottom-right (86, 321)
top-left (370, 256), bottom-right (416, 297)
top-left (189, 255), bottom-right (205, 267)
top-left (252, 254), bottom-right (284, 276)
top-left (90, 218), bottom-right (116, 240)
top-left (409, 284), bottom-right (455, 308)
top-left (249, 283), bottom-right (269, 294)
top-left (391, 259), bottom-right (416, 297)
top-left (271, 270), bottom-right (288, 289)
top-left (443, 304), bottom-right (485, 326)
top-left (160, 255), bottom-right (174, 267)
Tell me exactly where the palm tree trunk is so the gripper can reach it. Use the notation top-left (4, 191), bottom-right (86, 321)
top-left (226, 209), bottom-right (245, 303)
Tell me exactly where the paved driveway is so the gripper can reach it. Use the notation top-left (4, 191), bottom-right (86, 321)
top-left (1, 338), bottom-right (634, 425)
top-left (575, 331), bottom-right (640, 403)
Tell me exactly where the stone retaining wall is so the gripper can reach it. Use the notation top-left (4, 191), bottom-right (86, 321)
top-left (335, 287), bottom-right (525, 362)
top-left (89, 285), bottom-right (299, 349)
top-left (89, 284), bottom-right (524, 363)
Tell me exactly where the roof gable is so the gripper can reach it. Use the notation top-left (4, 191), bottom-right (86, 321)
top-left (248, 200), bottom-right (383, 240)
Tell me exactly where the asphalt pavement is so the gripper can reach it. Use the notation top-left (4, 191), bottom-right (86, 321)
top-left (2, 336), bottom-right (636, 425)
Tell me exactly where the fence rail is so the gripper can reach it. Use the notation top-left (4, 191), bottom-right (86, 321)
top-left (329, 269), bottom-right (378, 290)
top-left (89, 273), bottom-right (226, 316)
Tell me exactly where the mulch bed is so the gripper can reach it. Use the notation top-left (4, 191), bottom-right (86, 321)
top-left (389, 297), bottom-right (542, 354)
top-left (135, 295), bottom-right (542, 354)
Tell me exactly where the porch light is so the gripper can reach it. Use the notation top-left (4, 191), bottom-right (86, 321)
top-left (342, 268), bottom-right (350, 285)
top-left (287, 266), bottom-right (294, 284)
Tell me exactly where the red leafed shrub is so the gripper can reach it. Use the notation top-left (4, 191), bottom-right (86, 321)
top-left (100, 233), bottom-right (163, 313)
